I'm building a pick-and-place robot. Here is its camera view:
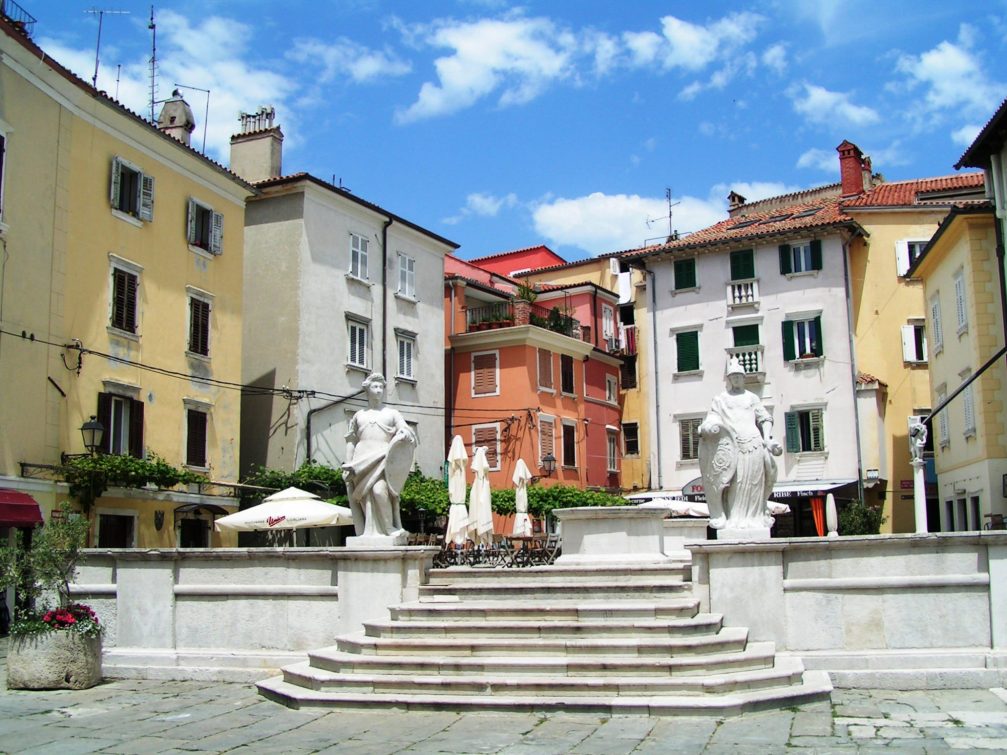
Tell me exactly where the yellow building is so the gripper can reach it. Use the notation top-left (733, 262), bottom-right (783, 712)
top-left (520, 256), bottom-right (652, 491)
top-left (0, 16), bottom-right (252, 547)
top-left (908, 207), bottom-right (1006, 530)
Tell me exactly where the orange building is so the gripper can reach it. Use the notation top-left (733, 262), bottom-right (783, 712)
top-left (445, 251), bottom-right (623, 492)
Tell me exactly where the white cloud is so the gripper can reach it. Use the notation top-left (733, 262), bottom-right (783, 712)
top-left (952, 124), bottom-right (981, 147)
top-left (761, 44), bottom-right (787, 74)
top-left (443, 191), bottom-right (519, 224)
top-left (790, 83), bottom-right (880, 127)
top-left (624, 12), bottom-right (763, 71)
top-left (710, 182), bottom-right (804, 203)
top-left (288, 38), bottom-right (411, 83)
top-left (896, 25), bottom-right (1007, 117)
top-left (678, 52), bottom-right (757, 100)
top-left (396, 16), bottom-right (578, 122)
top-left (797, 148), bottom-right (837, 173)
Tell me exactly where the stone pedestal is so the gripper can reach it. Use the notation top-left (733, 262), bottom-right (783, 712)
top-left (553, 506), bottom-right (670, 565)
top-left (336, 547), bottom-right (435, 634)
top-left (345, 532), bottom-right (408, 548)
top-left (912, 458), bottom-right (928, 533)
top-left (716, 526), bottom-right (772, 540)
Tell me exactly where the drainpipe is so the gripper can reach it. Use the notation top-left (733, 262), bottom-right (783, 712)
top-left (305, 389), bottom-right (365, 462)
top-left (381, 218), bottom-right (393, 377)
top-left (841, 237), bottom-right (867, 505)
top-left (647, 267), bottom-right (664, 490)
top-left (446, 281), bottom-right (457, 448)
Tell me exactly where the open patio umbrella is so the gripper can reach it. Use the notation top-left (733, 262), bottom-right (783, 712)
top-left (214, 487), bottom-right (353, 532)
top-left (511, 458), bottom-right (533, 537)
top-left (445, 435), bottom-right (470, 546)
top-left (468, 446), bottom-right (494, 547)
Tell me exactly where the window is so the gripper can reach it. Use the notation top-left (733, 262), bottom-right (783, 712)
top-left (674, 258), bottom-right (697, 290)
top-left (930, 295), bottom-right (944, 355)
top-left (349, 233), bottom-right (369, 280)
top-left (109, 156), bottom-right (154, 221)
top-left (963, 379), bottom-right (976, 437)
top-left (784, 409), bottom-right (825, 453)
top-left (97, 392), bottom-right (144, 458)
top-left (779, 241), bottom-right (822, 274)
top-left (347, 318), bottom-right (370, 369)
top-left (957, 498), bottom-right (967, 532)
top-left (560, 354), bottom-right (575, 395)
top-left (895, 239), bottom-right (929, 276)
top-left (606, 374), bottom-right (618, 403)
top-left (187, 294), bottom-right (211, 356)
top-left (472, 424), bottom-right (500, 470)
top-left (675, 330), bottom-right (700, 372)
top-left (607, 430), bottom-right (618, 473)
top-left (97, 512), bottom-right (136, 548)
top-left (537, 349), bottom-right (554, 390)
top-left (730, 249), bottom-right (755, 281)
top-left (953, 270), bottom-right (968, 334)
top-left (602, 304), bottom-right (616, 350)
top-left (396, 332), bottom-right (415, 380)
top-left (539, 415), bottom-right (555, 465)
top-left (937, 388), bottom-right (950, 447)
top-left (945, 500), bottom-right (954, 531)
top-left (186, 199), bottom-right (223, 254)
top-left (398, 253), bottom-right (416, 299)
top-left (623, 422), bottom-right (640, 456)
top-left (680, 417), bottom-right (701, 460)
top-left (621, 355), bottom-right (638, 389)
top-left (971, 496), bottom-right (981, 531)
top-left (472, 351), bottom-right (499, 396)
top-left (782, 316), bottom-right (822, 360)
top-left (562, 421), bottom-right (577, 467)
top-left (110, 266), bottom-right (139, 334)
top-left (901, 322), bottom-right (927, 363)
top-left (186, 409), bottom-right (208, 468)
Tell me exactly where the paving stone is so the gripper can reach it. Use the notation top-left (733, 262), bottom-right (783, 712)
top-left (945, 736), bottom-right (1007, 750)
top-left (847, 724), bottom-right (876, 738)
top-left (790, 710), bottom-right (833, 736)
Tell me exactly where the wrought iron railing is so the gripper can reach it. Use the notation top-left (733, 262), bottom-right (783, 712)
top-left (1, 0), bottom-right (36, 36)
top-left (529, 304), bottom-right (579, 338)
top-left (466, 301), bottom-right (514, 330)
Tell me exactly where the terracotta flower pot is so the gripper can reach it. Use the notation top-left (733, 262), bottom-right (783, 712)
top-left (6, 631), bottom-right (102, 690)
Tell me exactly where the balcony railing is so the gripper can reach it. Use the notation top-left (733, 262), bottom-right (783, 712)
top-left (725, 345), bottom-right (764, 379)
top-left (466, 302), bottom-right (514, 330)
top-left (529, 304), bottom-right (580, 338)
top-left (464, 301), bottom-right (583, 339)
top-left (1, 0), bottom-right (36, 36)
top-left (727, 278), bottom-right (759, 308)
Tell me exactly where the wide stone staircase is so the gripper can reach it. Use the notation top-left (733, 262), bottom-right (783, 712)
top-left (257, 560), bottom-right (832, 715)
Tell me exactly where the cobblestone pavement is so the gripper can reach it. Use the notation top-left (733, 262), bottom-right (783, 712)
top-left (4, 638), bottom-right (1007, 753)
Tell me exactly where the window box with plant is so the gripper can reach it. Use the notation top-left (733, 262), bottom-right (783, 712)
top-left (0, 502), bottom-right (103, 689)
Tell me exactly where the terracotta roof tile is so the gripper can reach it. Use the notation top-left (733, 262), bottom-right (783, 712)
top-left (841, 173), bottom-right (985, 208)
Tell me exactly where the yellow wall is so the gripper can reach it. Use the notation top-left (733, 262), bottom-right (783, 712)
top-left (847, 209), bottom-right (957, 531)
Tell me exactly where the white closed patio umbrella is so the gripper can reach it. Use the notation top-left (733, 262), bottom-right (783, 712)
top-left (511, 458), bottom-right (533, 537)
top-left (444, 435), bottom-right (470, 546)
top-left (214, 487), bottom-right (353, 533)
top-left (468, 446), bottom-right (494, 547)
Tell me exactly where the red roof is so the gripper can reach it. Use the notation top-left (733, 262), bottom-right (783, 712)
top-left (466, 245), bottom-right (567, 275)
top-left (841, 173), bottom-right (985, 208)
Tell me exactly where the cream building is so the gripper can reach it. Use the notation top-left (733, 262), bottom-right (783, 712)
top-left (0, 16), bottom-right (251, 548)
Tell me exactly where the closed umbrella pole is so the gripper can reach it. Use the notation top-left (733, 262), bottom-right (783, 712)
top-left (445, 435), bottom-right (470, 546)
top-left (468, 446), bottom-right (494, 547)
top-left (512, 458), bottom-right (533, 537)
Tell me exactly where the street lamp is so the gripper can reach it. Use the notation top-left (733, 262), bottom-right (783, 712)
top-left (540, 452), bottom-right (557, 478)
top-left (62, 416), bottom-right (105, 464)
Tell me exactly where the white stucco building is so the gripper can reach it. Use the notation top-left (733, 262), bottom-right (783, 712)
top-left (232, 109), bottom-right (457, 481)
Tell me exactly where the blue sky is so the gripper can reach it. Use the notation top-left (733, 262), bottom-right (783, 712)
top-left (31, 1), bottom-right (1007, 260)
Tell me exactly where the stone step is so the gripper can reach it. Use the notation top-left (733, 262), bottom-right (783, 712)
top-left (390, 598), bottom-right (701, 623)
top-left (308, 640), bottom-right (780, 678)
top-left (426, 562), bottom-right (691, 586)
top-left (335, 626), bottom-right (749, 657)
top-left (419, 579), bottom-right (692, 601)
top-left (280, 655), bottom-right (808, 697)
top-left (256, 670), bottom-right (833, 716)
top-left (362, 613), bottom-right (724, 640)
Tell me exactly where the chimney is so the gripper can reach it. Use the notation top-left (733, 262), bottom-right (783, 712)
top-left (727, 190), bottom-right (747, 217)
top-left (156, 89), bottom-right (196, 146)
top-left (837, 140), bottom-right (868, 197)
top-left (229, 106), bottom-right (283, 182)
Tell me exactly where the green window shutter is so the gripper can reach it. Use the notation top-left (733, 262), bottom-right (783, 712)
top-left (784, 411), bottom-right (800, 453)
top-left (813, 315), bottom-right (823, 357)
top-left (810, 239), bottom-right (823, 270)
top-left (733, 324), bottom-right (760, 347)
top-left (779, 244), bottom-right (792, 275)
top-left (781, 320), bottom-right (796, 361)
top-left (674, 258), bottom-right (696, 290)
top-left (730, 249), bottom-right (754, 281)
top-left (676, 331), bottom-right (699, 372)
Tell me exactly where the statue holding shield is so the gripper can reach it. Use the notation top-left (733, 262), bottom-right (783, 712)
top-left (342, 373), bottom-right (416, 540)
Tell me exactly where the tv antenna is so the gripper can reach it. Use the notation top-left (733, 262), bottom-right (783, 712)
top-left (85, 7), bottom-right (129, 89)
top-left (173, 83), bottom-right (210, 153)
top-left (646, 187), bottom-right (679, 239)
top-left (148, 7), bottom-right (157, 123)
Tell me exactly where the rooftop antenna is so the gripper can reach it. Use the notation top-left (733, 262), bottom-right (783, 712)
top-left (85, 7), bottom-right (129, 89)
top-left (646, 187), bottom-right (679, 239)
top-left (148, 6), bottom-right (157, 123)
top-left (174, 83), bottom-right (210, 153)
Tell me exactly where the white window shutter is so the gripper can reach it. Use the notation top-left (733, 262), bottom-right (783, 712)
top-left (901, 325), bottom-right (915, 361)
top-left (609, 257), bottom-right (620, 275)
top-left (210, 211), bottom-right (224, 254)
top-left (895, 240), bottom-right (911, 276)
top-left (139, 173), bottom-right (155, 221)
top-left (110, 156), bottom-right (122, 206)
top-left (186, 199), bottom-right (197, 244)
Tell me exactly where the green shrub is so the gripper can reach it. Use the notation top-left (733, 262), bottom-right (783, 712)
top-left (839, 499), bottom-right (886, 535)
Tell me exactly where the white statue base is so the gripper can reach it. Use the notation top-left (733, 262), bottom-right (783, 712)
top-left (346, 531), bottom-right (408, 548)
top-left (716, 526), bottom-right (772, 541)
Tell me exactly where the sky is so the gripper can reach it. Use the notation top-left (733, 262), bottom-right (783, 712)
top-left (28, 1), bottom-right (1007, 261)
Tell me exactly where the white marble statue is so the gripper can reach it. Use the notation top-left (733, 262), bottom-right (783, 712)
top-left (342, 373), bottom-right (417, 539)
top-left (909, 420), bottom-right (928, 463)
top-left (698, 358), bottom-right (783, 530)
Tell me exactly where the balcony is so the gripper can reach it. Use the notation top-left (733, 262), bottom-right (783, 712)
top-left (465, 301), bottom-right (582, 338)
top-left (1, 0), bottom-right (36, 36)
top-left (619, 324), bottom-right (638, 356)
top-left (466, 302), bottom-right (514, 331)
top-left (725, 344), bottom-right (765, 382)
top-left (726, 278), bottom-right (759, 308)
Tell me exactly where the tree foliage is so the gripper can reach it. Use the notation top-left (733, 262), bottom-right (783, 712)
top-left (241, 461), bottom-right (347, 501)
top-left (64, 452), bottom-right (204, 511)
top-left (838, 499), bottom-right (886, 535)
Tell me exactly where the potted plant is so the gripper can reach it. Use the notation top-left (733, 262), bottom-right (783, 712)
top-left (0, 501), bottom-right (102, 689)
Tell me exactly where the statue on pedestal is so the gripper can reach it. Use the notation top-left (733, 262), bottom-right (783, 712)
top-left (342, 373), bottom-right (416, 539)
top-left (698, 358), bottom-right (783, 530)
top-left (909, 420), bottom-right (927, 463)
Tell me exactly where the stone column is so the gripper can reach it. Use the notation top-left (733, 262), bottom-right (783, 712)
top-left (336, 547), bottom-right (436, 634)
top-left (911, 458), bottom-right (928, 533)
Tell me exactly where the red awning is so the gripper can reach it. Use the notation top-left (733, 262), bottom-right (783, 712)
top-left (0, 489), bottom-right (43, 527)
